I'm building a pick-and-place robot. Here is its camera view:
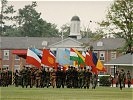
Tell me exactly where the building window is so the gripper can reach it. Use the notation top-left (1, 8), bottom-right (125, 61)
top-left (111, 52), bottom-right (116, 59)
top-left (97, 41), bottom-right (103, 46)
top-left (99, 51), bottom-right (105, 61)
top-left (3, 50), bottom-right (9, 60)
top-left (3, 65), bottom-right (9, 70)
top-left (15, 55), bottom-right (20, 60)
top-left (14, 65), bottom-right (20, 72)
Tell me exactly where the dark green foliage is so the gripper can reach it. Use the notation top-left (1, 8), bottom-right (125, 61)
top-left (99, 76), bottom-right (110, 86)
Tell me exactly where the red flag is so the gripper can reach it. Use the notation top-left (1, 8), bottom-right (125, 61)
top-left (85, 51), bottom-right (95, 67)
top-left (41, 49), bottom-right (56, 67)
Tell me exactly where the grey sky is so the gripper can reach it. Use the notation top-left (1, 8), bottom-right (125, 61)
top-left (8, 1), bottom-right (113, 31)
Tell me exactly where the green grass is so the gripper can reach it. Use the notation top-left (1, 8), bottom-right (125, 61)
top-left (0, 86), bottom-right (133, 100)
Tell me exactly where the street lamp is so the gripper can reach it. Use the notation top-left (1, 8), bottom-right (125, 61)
top-left (86, 20), bottom-right (92, 38)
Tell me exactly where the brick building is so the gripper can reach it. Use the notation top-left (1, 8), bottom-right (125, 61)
top-left (0, 36), bottom-right (125, 76)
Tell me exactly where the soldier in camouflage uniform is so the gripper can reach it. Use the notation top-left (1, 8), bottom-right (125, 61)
top-left (118, 69), bottom-right (126, 90)
top-left (20, 66), bottom-right (26, 88)
top-left (35, 68), bottom-right (42, 88)
top-left (14, 69), bottom-right (20, 87)
top-left (29, 68), bottom-right (35, 88)
top-left (66, 66), bottom-right (71, 88)
top-left (78, 67), bottom-right (84, 88)
top-left (40, 67), bottom-right (46, 88)
top-left (46, 68), bottom-right (50, 88)
top-left (92, 73), bottom-right (98, 89)
top-left (51, 68), bottom-right (56, 88)
top-left (84, 69), bottom-right (92, 89)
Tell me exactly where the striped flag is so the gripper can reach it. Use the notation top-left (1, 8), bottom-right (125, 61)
top-left (26, 48), bottom-right (42, 68)
top-left (70, 48), bottom-right (85, 65)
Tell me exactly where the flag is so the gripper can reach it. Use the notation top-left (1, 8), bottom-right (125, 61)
top-left (26, 48), bottom-right (42, 68)
top-left (41, 49), bottom-right (56, 67)
top-left (56, 48), bottom-right (72, 66)
top-left (85, 51), bottom-right (95, 67)
top-left (92, 52), bottom-right (106, 72)
top-left (70, 48), bottom-right (85, 64)
top-left (70, 48), bottom-right (79, 61)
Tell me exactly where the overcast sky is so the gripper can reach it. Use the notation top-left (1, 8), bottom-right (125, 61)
top-left (7, 0), bottom-right (113, 31)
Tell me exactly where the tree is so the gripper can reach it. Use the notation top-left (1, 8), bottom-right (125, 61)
top-left (60, 23), bottom-right (70, 38)
top-left (17, 2), bottom-right (59, 37)
top-left (100, 0), bottom-right (133, 51)
top-left (0, 0), bottom-right (16, 36)
top-left (80, 25), bottom-right (94, 38)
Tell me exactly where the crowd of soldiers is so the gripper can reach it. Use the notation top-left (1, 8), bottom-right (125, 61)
top-left (0, 66), bottom-right (98, 89)
top-left (0, 68), bottom-right (12, 87)
top-left (1, 66), bottom-right (132, 90)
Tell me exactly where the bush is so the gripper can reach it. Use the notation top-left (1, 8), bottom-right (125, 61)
top-left (99, 76), bottom-right (110, 86)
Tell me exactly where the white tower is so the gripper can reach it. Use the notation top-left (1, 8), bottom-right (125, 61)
top-left (69, 15), bottom-right (81, 40)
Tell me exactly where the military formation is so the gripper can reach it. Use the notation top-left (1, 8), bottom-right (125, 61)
top-left (0, 66), bottom-right (132, 90)
top-left (0, 65), bottom-right (98, 89)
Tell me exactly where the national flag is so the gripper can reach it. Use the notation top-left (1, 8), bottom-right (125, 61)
top-left (70, 48), bottom-right (85, 64)
top-left (85, 50), bottom-right (95, 67)
top-left (56, 48), bottom-right (72, 66)
top-left (26, 48), bottom-right (42, 68)
top-left (92, 52), bottom-right (106, 72)
top-left (70, 48), bottom-right (79, 61)
top-left (41, 49), bottom-right (56, 67)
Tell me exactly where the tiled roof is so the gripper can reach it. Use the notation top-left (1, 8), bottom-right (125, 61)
top-left (1, 37), bottom-right (61, 49)
top-left (104, 53), bottom-right (133, 66)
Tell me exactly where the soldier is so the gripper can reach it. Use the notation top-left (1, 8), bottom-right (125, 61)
top-left (56, 67), bottom-right (62, 88)
top-left (5, 68), bottom-right (10, 87)
top-left (51, 68), bottom-right (56, 88)
top-left (127, 71), bottom-right (131, 88)
top-left (20, 66), bottom-right (27, 88)
top-left (118, 69), bottom-right (126, 90)
top-left (78, 67), bottom-right (84, 88)
top-left (14, 70), bottom-right (20, 87)
top-left (40, 67), bottom-right (46, 88)
top-left (46, 67), bottom-right (50, 88)
top-left (66, 66), bottom-right (71, 88)
top-left (84, 69), bottom-right (92, 89)
top-left (29, 68), bottom-right (35, 88)
top-left (92, 73), bottom-right (98, 89)
top-left (60, 68), bottom-right (66, 88)
top-left (35, 68), bottom-right (42, 88)
top-left (73, 67), bottom-right (78, 88)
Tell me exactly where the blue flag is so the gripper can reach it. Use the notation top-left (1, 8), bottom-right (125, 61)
top-left (56, 48), bottom-right (72, 66)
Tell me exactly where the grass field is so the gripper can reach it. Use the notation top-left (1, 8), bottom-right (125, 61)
top-left (0, 86), bottom-right (133, 100)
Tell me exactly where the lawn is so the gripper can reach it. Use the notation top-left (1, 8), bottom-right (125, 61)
top-left (0, 86), bottom-right (132, 100)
